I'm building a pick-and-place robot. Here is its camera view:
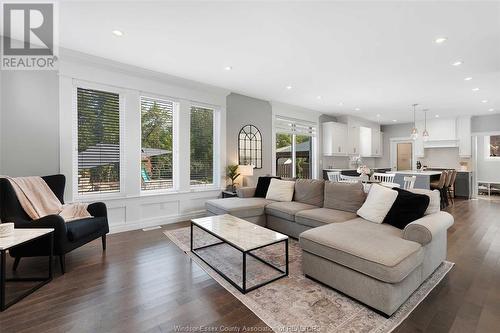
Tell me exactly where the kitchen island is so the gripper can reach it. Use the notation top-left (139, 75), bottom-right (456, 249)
top-left (393, 170), bottom-right (441, 190)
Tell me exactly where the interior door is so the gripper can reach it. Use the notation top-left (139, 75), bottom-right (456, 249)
top-left (397, 143), bottom-right (412, 170)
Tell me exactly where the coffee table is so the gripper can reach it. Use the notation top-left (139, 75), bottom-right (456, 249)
top-left (191, 214), bottom-right (288, 294)
top-left (0, 228), bottom-right (54, 311)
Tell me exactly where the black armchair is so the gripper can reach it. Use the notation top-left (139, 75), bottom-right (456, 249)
top-left (0, 174), bottom-right (109, 274)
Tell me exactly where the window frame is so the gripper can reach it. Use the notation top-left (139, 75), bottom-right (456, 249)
top-left (484, 135), bottom-right (500, 160)
top-left (139, 94), bottom-right (180, 194)
top-left (274, 116), bottom-right (317, 179)
top-left (72, 80), bottom-right (126, 200)
top-left (189, 103), bottom-right (220, 190)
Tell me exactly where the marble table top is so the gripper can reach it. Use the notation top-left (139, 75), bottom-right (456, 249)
top-left (393, 170), bottom-right (442, 176)
top-left (0, 228), bottom-right (54, 250)
top-left (191, 214), bottom-right (288, 252)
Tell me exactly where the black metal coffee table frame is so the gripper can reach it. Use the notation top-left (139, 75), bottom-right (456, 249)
top-left (1, 231), bottom-right (53, 311)
top-left (190, 222), bottom-right (288, 294)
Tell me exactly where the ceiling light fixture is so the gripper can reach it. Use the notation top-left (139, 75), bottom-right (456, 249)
top-left (224, 66), bottom-right (232, 71)
top-left (422, 109), bottom-right (430, 142)
top-left (376, 114), bottom-right (381, 118)
top-left (286, 85), bottom-right (292, 90)
top-left (316, 95), bottom-right (322, 100)
top-left (392, 119), bottom-right (398, 122)
top-left (452, 60), bottom-right (463, 66)
top-left (355, 107), bottom-right (360, 111)
top-left (410, 103), bottom-right (419, 140)
top-left (472, 88), bottom-right (480, 91)
top-left (435, 114), bottom-right (440, 118)
top-left (482, 100), bottom-right (488, 103)
top-left (435, 37), bottom-right (448, 44)
top-left (489, 108), bottom-right (495, 112)
top-left (338, 102), bottom-right (344, 106)
top-left (464, 77), bottom-right (472, 81)
top-left (112, 30), bottom-right (124, 37)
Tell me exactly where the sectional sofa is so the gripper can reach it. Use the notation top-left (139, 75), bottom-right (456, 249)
top-left (205, 179), bottom-right (454, 315)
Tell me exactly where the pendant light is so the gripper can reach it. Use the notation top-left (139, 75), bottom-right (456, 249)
top-left (422, 109), bottom-right (430, 141)
top-left (410, 103), bottom-right (419, 140)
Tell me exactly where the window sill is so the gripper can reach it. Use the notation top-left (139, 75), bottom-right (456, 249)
top-left (75, 187), bottom-right (223, 202)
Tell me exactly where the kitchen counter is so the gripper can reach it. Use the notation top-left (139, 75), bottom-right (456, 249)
top-left (393, 170), bottom-right (442, 176)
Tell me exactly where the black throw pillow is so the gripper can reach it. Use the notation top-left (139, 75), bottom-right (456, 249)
top-left (254, 176), bottom-right (281, 198)
top-left (383, 188), bottom-right (430, 229)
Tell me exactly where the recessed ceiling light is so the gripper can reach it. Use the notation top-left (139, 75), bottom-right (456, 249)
top-left (338, 102), bottom-right (344, 106)
top-left (376, 114), bottom-right (381, 118)
top-left (354, 107), bottom-right (360, 111)
top-left (112, 30), bottom-right (124, 37)
top-left (224, 66), bottom-right (232, 71)
top-left (464, 77), bottom-right (472, 81)
top-left (286, 85), bottom-right (292, 90)
top-left (482, 100), bottom-right (488, 103)
top-left (435, 114), bottom-right (440, 118)
top-left (435, 37), bottom-right (448, 44)
top-left (392, 119), bottom-right (398, 122)
top-left (488, 108), bottom-right (495, 112)
top-left (316, 95), bottom-right (322, 100)
top-left (452, 60), bottom-right (463, 66)
top-left (472, 87), bottom-right (480, 91)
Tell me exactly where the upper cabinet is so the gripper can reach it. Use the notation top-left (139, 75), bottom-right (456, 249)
top-left (456, 116), bottom-right (471, 157)
top-left (323, 118), bottom-right (382, 158)
top-left (322, 121), bottom-right (348, 156)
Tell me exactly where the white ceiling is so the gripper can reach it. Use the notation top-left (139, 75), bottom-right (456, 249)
top-left (59, 1), bottom-right (500, 124)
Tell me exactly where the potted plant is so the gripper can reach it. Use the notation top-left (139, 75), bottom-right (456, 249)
top-left (226, 165), bottom-right (240, 192)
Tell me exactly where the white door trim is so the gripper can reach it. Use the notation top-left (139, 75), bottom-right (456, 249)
top-left (390, 137), bottom-right (416, 171)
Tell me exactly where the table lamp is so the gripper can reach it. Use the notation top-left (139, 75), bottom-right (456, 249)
top-left (238, 165), bottom-right (254, 187)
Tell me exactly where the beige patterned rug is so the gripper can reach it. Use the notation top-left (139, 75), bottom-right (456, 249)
top-left (164, 227), bottom-right (454, 333)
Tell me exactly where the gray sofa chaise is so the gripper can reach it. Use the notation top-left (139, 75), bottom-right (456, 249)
top-left (205, 179), bottom-right (454, 315)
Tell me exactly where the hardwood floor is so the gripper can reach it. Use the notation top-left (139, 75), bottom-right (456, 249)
top-left (0, 199), bottom-right (499, 332)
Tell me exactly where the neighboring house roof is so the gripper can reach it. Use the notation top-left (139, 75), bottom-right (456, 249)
top-left (78, 143), bottom-right (170, 168)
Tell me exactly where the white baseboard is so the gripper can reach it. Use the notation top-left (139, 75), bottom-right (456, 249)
top-left (108, 210), bottom-right (207, 234)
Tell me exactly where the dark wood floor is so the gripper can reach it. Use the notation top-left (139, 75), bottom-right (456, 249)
top-left (0, 199), bottom-right (499, 333)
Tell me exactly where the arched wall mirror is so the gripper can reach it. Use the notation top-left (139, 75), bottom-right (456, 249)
top-left (238, 125), bottom-right (262, 169)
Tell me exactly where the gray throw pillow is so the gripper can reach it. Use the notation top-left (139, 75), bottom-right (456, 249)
top-left (324, 181), bottom-right (366, 212)
top-left (293, 179), bottom-right (325, 206)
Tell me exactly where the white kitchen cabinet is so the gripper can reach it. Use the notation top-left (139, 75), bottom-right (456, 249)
top-left (359, 126), bottom-right (372, 157)
top-left (371, 128), bottom-right (382, 157)
top-left (347, 125), bottom-right (360, 155)
top-left (322, 122), bottom-right (348, 156)
top-left (456, 116), bottom-right (471, 157)
top-left (425, 118), bottom-right (457, 142)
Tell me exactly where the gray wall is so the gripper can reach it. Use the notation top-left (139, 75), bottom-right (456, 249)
top-left (376, 123), bottom-right (413, 168)
top-left (0, 71), bottom-right (60, 176)
top-left (226, 93), bottom-right (272, 186)
top-left (472, 114), bottom-right (500, 133)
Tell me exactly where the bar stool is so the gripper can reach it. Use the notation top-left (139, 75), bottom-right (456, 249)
top-left (431, 171), bottom-right (448, 209)
top-left (447, 170), bottom-right (457, 205)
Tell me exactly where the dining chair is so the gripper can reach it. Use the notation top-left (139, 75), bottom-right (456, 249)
top-left (327, 171), bottom-right (341, 182)
top-left (373, 172), bottom-right (396, 183)
top-left (447, 170), bottom-right (457, 205)
top-left (339, 174), bottom-right (361, 183)
top-left (403, 176), bottom-right (417, 190)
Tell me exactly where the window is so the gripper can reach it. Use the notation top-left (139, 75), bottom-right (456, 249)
top-left (238, 125), bottom-right (262, 168)
top-left (275, 116), bottom-right (316, 179)
top-left (77, 87), bottom-right (120, 194)
top-left (190, 106), bottom-right (215, 186)
top-left (141, 97), bottom-right (175, 191)
top-left (485, 135), bottom-right (500, 158)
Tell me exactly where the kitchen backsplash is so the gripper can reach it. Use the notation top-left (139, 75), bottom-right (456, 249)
top-left (420, 147), bottom-right (471, 170)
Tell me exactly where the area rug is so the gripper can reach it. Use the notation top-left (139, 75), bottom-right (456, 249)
top-left (164, 227), bottom-right (454, 333)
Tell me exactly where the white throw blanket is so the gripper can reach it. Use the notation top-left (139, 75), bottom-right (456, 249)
top-left (4, 176), bottom-right (92, 222)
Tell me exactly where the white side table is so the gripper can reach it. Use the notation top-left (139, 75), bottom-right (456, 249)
top-left (0, 228), bottom-right (54, 311)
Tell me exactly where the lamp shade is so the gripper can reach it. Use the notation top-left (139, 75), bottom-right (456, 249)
top-left (238, 165), bottom-right (254, 176)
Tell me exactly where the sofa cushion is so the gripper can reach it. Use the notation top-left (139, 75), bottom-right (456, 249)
top-left (265, 201), bottom-right (317, 221)
top-left (299, 218), bottom-right (423, 283)
top-left (206, 197), bottom-right (275, 218)
top-left (295, 208), bottom-right (358, 228)
top-left (67, 217), bottom-right (108, 242)
top-left (384, 188), bottom-right (430, 229)
top-left (409, 188), bottom-right (440, 215)
top-left (254, 176), bottom-right (281, 198)
top-left (293, 179), bottom-right (324, 206)
top-left (266, 179), bottom-right (295, 202)
top-left (324, 181), bottom-right (366, 212)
